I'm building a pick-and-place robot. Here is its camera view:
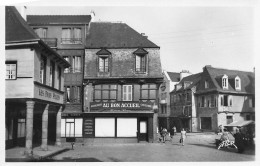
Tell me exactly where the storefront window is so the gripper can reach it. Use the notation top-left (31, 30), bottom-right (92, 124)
top-left (117, 118), bottom-right (137, 137)
top-left (61, 118), bottom-right (82, 137)
top-left (95, 118), bottom-right (115, 137)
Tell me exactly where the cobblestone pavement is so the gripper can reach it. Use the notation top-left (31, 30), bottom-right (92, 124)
top-left (50, 133), bottom-right (255, 162)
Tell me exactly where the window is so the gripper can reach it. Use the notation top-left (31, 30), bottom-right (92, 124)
top-left (6, 62), bottom-right (17, 80)
top-left (65, 87), bottom-right (71, 103)
top-left (58, 66), bottom-right (62, 90)
top-left (61, 118), bottom-right (82, 137)
top-left (99, 57), bottom-right (109, 72)
top-left (210, 95), bottom-right (215, 107)
top-left (95, 118), bottom-right (115, 137)
top-left (140, 84), bottom-right (156, 102)
top-left (235, 77), bottom-right (241, 90)
top-left (226, 116), bottom-right (233, 124)
top-left (249, 97), bottom-right (254, 108)
top-left (6, 119), bottom-right (13, 140)
top-left (34, 28), bottom-right (47, 38)
top-left (17, 119), bottom-right (26, 138)
top-left (40, 56), bottom-right (46, 84)
top-left (229, 96), bottom-right (233, 107)
top-left (161, 104), bottom-right (166, 114)
top-left (135, 54), bottom-right (146, 73)
top-left (186, 93), bottom-right (191, 101)
top-left (94, 85), bottom-right (118, 102)
top-left (61, 28), bottom-right (82, 44)
top-left (222, 75), bottom-right (228, 89)
top-left (63, 56), bottom-right (82, 73)
top-left (223, 95), bottom-right (228, 106)
top-left (123, 85), bottom-right (132, 101)
top-left (72, 86), bottom-right (81, 103)
top-left (63, 56), bottom-right (69, 73)
top-left (72, 56), bottom-right (82, 73)
top-left (207, 99), bottom-right (210, 107)
top-left (49, 61), bottom-right (55, 87)
top-left (205, 81), bottom-right (209, 89)
top-left (117, 118), bottom-right (137, 137)
top-left (201, 96), bottom-right (205, 107)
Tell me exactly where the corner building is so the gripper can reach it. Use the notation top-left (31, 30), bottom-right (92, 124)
top-left (5, 7), bottom-right (70, 154)
top-left (83, 22), bottom-right (163, 143)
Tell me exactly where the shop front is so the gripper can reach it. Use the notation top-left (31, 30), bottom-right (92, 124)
top-left (82, 101), bottom-right (155, 143)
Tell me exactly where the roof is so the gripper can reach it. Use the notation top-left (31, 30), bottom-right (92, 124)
top-left (27, 15), bottom-right (91, 25)
top-left (225, 120), bottom-right (254, 127)
top-left (167, 72), bottom-right (180, 82)
top-left (171, 72), bottom-right (202, 93)
top-left (85, 22), bottom-right (159, 48)
top-left (199, 66), bottom-right (255, 94)
top-left (5, 6), bottom-right (70, 68)
top-left (5, 6), bottom-right (40, 43)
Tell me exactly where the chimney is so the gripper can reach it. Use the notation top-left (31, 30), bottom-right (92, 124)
top-left (180, 70), bottom-right (191, 81)
top-left (16, 6), bottom-right (27, 21)
top-left (203, 65), bottom-right (212, 72)
top-left (141, 33), bottom-right (148, 38)
top-left (90, 10), bottom-right (95, 22)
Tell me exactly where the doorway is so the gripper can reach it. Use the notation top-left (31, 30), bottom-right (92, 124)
top-left (138, 119), bottom-right (148, 142)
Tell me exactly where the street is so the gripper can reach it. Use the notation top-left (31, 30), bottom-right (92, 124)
top-left (45, 133), bottom-right (255, 162)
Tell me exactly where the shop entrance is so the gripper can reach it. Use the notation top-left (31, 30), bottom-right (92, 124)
top-left (138, 119), bottom-right (148, 142)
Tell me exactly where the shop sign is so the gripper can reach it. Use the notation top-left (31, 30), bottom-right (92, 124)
top-left (34, 85), bottom-right (63, 104)
top-left (62, 113), bottom-right (82, 117)
top-left (83, 118), bottom-right (94, 137)
top-left (90, 101), bottom-right (153, 110)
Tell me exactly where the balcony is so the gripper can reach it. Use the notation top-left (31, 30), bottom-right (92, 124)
top-left (41, 38), bottom-right (57, 48)
top-left (61, 38), bottom-right (82, 44)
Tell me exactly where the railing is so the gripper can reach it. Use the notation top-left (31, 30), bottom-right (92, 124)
top-left (41, 38), bottom-right (57, 47)
top-left (61, 38), bottom-right (82, 44)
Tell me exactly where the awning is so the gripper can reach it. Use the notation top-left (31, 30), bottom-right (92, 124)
top-left (225, 120), bottom-right (255, 127)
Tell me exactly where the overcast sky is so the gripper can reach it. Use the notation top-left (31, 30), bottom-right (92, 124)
top-left (9, 1), bottom-right (258, 74)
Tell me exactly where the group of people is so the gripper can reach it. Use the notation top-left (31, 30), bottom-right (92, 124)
top-left (159, 127), bottom-right (187, 146)
top-left (218, 125), bottom-right (246, 153)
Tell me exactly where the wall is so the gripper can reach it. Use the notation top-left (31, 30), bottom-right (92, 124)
top-left (85, 48), bottom-right (162, 78)
top-left (5, 49), bottom-right (34, 98)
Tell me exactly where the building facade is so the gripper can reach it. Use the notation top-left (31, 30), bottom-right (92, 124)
top-left (196, 65), bottom-right (255, 132)
top-left (170, 65), bottom-right (255, 132)
top-left (27, 14), bottom-right (92, 142)
top-left (158, 70), bottom-right (191, 133)
top-left (5, 7), bottom-right (70, 154)
top-left (83, 22), bottom-right (163, 143)
top-left (170, 73), bottom-right (201, 132)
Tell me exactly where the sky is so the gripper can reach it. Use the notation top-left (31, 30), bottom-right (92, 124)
top-left (3, 0), bottom-right (258, 74)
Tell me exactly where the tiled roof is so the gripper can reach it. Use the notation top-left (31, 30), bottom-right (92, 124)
top-left (167, 72), bottom-right (180, 82)
top-left (85, 22), bottom-right (159, 48)
top-left (27, 15), bottom-right (91, 25)
top-left (198, 66), bottom-right (255, 94)
top-left (177, 72), bottom-right (202, 91)
top-left (5, 6), bottom-right (39, 43)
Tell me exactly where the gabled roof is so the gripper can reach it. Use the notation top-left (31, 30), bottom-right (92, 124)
top-left (6, 6), bottom-right (39, 43)
top-left (27, 15), bottom-right (91, 25)
top-left (167, 72), bottom-right (180, 82)
top-left (198, 66), bottom-right (255, 94)
top-left (96, 48), bottom-right (111, 55)
top-left (134, 48), bottom-right (148, 55)
top-left (85, 22), bottom-right (159, 48)
top-left (171, 72), bottom-right (202, 93)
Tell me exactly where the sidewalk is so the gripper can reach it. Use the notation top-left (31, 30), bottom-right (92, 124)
top-left (5, 145), bottom-right (69, 162)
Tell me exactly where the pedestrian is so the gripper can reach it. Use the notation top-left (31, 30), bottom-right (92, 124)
top-left (172, 126), bottom-right (177, 136)
top-left (180, 128), bottom-right (187, 146)
top-left (234, 128), bottom-right (245, 153)
top-left (161, 128), bottom-right (167, 143)
top-left (220, 128), bottom-right (229, 142)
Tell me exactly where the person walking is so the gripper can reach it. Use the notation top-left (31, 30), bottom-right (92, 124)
top-left (172, 126), bottom-right (177, 136)
top-left (234, 128), bottom-right (245, 153)
top-left (180, 128), bottom-right (187, 146)
top-left (161, 128), bottom-right (167, 143)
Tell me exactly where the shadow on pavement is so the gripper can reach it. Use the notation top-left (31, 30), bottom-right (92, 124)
top-left (30, 157), bottom-right (103, 162)
top-left (108, 157), bottom-right (122, 162)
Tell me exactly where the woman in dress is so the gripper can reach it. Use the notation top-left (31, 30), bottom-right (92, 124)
top-left (180, 128), bottom-right (187, 146)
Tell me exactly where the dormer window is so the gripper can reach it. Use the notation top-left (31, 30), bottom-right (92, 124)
top-left (96, 48), bottom-right (111, 72)
top-left (222, 75), bottom-right (228, 89)
top-left (134, 48), bottom-right (148, 73)
top-left (235, 76), bottom-right (241, 90)
top-left (205, 81), bottom-right (209, 89)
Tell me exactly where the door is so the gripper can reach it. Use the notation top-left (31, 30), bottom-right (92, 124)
top-left (138, 120), bottom-right (148, 141)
